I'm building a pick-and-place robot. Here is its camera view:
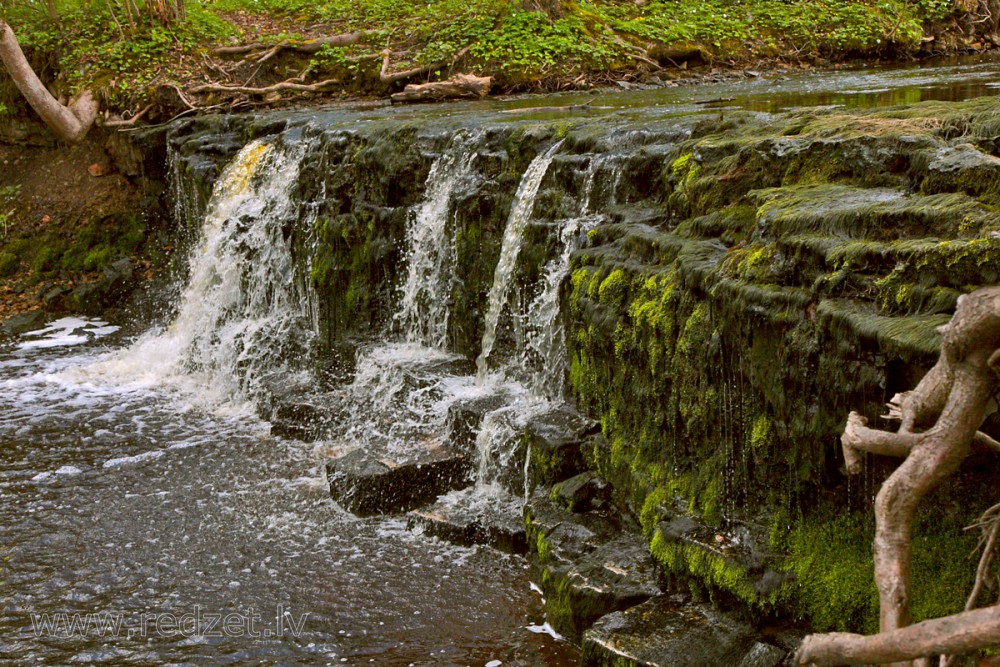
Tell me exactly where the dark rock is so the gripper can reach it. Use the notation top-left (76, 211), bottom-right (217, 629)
top-left (70, 258), bottom-right (137, 314)
top-left (581, 595), bottom-right (758, 667)
top-left (408, 487), bottom-right (527, 553)
top-left (2, 309), bottom-right (46, 335)
top-left (326, 438), bottom-right (471, 516)
top-left (551, 471), bottom-right (611, 513)
top-left (270, 397), bottom-right (343, 440)
top-left (98, 258), bottom-right (135, 304)
top-left (525, 493), bottom-right (623, 565)
top-left (738, 642), bottom-right (787, 667)
top-left (543, 531), bottom-right (661, 644)
top-left (656, 516), bottom-right (699, 542)
top-left (38, 284), bottom-right (71, 308)
top-left (445, 393), bottom-right (509, 455)
top-left (650, 513), bottom-right (796, 608)
top-left (525, 407), bottom-right (599, 489)
top-left (527, 495), bottom-right (658, 644)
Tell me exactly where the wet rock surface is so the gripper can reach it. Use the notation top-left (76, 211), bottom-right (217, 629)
top-left (524, 407), bottom-right (600, 490)
top-left (1, 309), bottom-right (46, 335)
top-left (446, 393), bottom-right (511, 455)
top-left (581, 595), bottom-right (775, 667)
top-left (269, 396), bottom-right (344, 440)
top-left (408, 487), bottom-right (527, 553)
top-left (527, 494), bottom-right (660, 643)
top-left (326, 439), bottom-right (471, 516)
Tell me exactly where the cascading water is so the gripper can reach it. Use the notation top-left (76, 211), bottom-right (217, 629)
top-left (523, 216), bottom-right (598, 400)
top-left (74, 139), bottom-right (313, 410)
top-left (396, 131), bottom-right (482, 349)
top-left (323, 133), bottom-right (487, 457)
top-left (475, 141), bottom-right (564, 383)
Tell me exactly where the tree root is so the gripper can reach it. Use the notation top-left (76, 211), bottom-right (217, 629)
top-left (802, 287), bottom-right (1000, 666)
top-left (380, 44), bottom-right (472, 84)
top-left (795, 605), bottom-right (1000, 665)
top-left (212, 32), bottom-right (371, 57)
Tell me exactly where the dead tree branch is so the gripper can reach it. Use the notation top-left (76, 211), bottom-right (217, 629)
top-left (189, 78), bottom-right (341, 96)
top-left (212, 32), bottom-right (370, 56)
top-left (795, 604), bottom-right (1000, 666)
top-left (380, 44), bottom-right (472, 84)
top-left (390, 73), bottom-right (492, 103)
top-left (103, 103), bottom-right (153, 127)
top-left (800, 287), bottom-right (1000, 666)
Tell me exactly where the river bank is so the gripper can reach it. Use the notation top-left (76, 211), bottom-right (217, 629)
top-left (1, 54), bottom-right (999, 665)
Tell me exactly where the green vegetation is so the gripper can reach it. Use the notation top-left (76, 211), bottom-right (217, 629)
top-left (0, 0), bottom-right (981, 116)
top-left (1, 213), bottom-right (145, 283)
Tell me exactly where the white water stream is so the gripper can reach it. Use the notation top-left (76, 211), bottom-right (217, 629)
top-left (475, 141), bottom-right (564, 383)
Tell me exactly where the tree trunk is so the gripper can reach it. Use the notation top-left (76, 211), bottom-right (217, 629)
top-left (0, 20), bottom-right (98, 144)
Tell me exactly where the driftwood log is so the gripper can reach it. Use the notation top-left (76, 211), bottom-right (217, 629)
top-left (796, 286), bottom-right (1000, 666)
top-left (390, 73), bottom-right (492, 104)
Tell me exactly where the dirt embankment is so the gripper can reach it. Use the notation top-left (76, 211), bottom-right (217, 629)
top-left (0, 130), bottom-right (166, 325)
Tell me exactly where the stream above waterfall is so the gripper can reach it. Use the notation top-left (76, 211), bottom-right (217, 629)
top-left (2, 56), bottom-right (1000, 667)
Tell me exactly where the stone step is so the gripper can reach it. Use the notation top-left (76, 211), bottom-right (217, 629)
top-left (582, 595), bottom-right (788, 667)
top-left (270, 397), bottom-right (344, 440)
top-left (407, 487), bottom-right (527, 554)
top-left (326, 436), bottom-right (471, 516)
top-left (526, 494), bottom-right (659, 644)
top-left (524, 407), bottom-right (600, 491)
top-left (445, 392), bottom-right (511, 455)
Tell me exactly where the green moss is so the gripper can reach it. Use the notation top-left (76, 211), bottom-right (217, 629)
top-left (651, 528), bottom-right (792, 612)
top-left (597, 268), bottom-right (629, 308)
top-left (0, 252), bottom-right (17, 277)
top-left (785, 506), bottom-right (978, 633)
top-left (750, 415), bottom-right (773, 450)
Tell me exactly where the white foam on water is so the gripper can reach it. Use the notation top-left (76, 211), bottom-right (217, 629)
top-left (103, 450), bottom-right (165, 469)
top-left (61, 139), bottom-right (312, 416)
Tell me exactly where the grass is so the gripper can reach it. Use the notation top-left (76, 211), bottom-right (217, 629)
top-left (0, 0), bottom-right (972, 115)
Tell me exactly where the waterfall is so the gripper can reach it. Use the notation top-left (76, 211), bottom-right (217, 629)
top-left (75, 139), bottom-right (312, 411)
top-left (475, 141), bottom-right (564, 382)
top-left (396, 131), bottom-right (482, 349)
top-left (523, 216), bottom-right (597, 399)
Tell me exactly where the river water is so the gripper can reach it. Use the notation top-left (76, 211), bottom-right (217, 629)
top-left (2, 56), bottom-right (1000, 666)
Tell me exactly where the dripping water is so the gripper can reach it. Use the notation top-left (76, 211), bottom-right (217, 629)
top-left (522, 216), bottom-right (598, 400)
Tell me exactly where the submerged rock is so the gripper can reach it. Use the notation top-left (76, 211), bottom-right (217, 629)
top-left (326, 438), bottom-right (471, 516)
top-left (408, 486), bottom-right (527, 553)
top-left (270, 397), bottom-right (344, 440)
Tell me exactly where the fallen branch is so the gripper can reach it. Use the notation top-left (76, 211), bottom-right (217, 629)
top-left (213, 32), bottom-right (369, 56)
top-left (380, 44), bottom-right (472, 84)
top-left (189, 77), bottom-right (341, 96)
top-left (795, 604), bottom-right (1000, 665)
top-left (103, 102), bottom-right (153, 127)
top-left (390, 73), bottom-right (491, 104)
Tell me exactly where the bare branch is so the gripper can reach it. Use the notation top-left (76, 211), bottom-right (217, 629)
top-left (212, 32), bottom-right (370, 56)
top-left (189, 78), bottom-right (341, 96)
top-left (795, 604), bottom-right (1000, 665)
top-left (380, 44), bottom-right (472, 84)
